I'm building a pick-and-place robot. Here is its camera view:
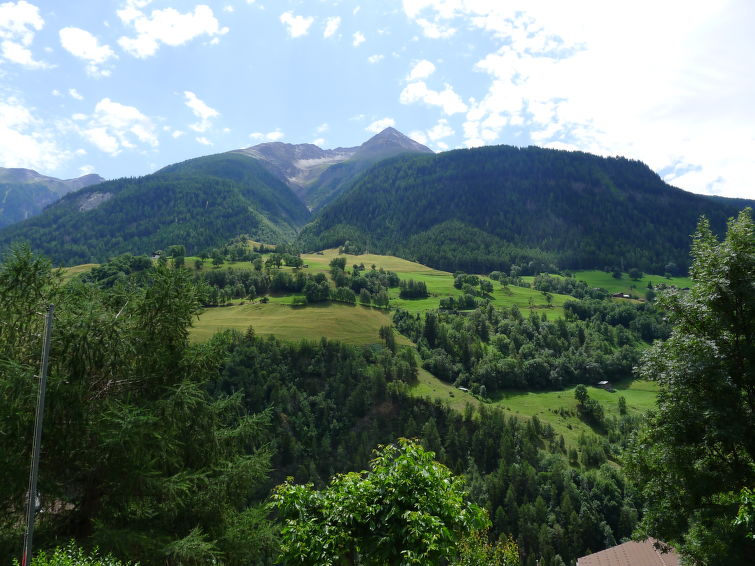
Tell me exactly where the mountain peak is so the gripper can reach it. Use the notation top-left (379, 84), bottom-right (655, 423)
top-left (358, 127), bottom-right (433, 157)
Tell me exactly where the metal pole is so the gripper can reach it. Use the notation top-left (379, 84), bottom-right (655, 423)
top-left (21, 304), bottom-right (54, 566)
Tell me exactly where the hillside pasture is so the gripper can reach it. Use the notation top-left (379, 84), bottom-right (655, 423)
top-left (571, 269), bottom-right (694, 296)
top-left (491, 379), bottom-right (658, 446)
top-left (407, 367), bottom-right (658, 447)
top-left (191, 301), bottom-right (406, 346)
top-left (302, 249), bottom-right (570, 317)
top-left (60, 263), bottom-right (98, 281)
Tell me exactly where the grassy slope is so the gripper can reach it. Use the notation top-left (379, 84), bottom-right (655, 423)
top-left (66, 250), bottom-right (665, 448)
top-left (569, 270), bottom-right (694, 296)
top-left (60, 263), bottom-right (98, 281)
top-left (190, 301), bottom-right (410, 346)
top-left (300, 249), bottom-right (569, 318)
top-left (491, 380), bottom-right (658, 446)
top-left (411, 372), bottom-right (658, 449)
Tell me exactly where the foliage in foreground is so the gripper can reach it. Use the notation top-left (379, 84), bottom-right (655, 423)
top-left (627, 208), bottom-right (755, 565)
top-left (0, 245), bottom-right (274, 565)
top-left (14, 541), bottom-right (134, 566)
top-left (270, 439), bottom-right (490, 565)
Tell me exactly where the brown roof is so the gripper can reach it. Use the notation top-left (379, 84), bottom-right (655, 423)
top-left (577, 538), bottom-right (680, 566)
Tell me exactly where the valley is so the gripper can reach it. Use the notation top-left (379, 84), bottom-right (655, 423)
top-left (2, 132), bottom-right (753, 566)
top-left (66, 245), bottom-right (689, 456)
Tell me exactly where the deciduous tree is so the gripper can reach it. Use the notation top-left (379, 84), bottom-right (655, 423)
top-left (627, 209), bottom-right (755, 565)
top-left (271, 439), bottom-right (489, 565)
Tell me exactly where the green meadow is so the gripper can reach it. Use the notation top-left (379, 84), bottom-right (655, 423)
top-left (302, 249), bottom-right (570, 317)
top-left (60, 263), bottom-right (98, 281)
top-left (490, 379), bottom-right (658, 446)
top-left (62, 248), bottom-right (664, 447)
top-left (409, 367), bottom-right (658, 448)
top-left (190, 301), bottom-right (408, 346)
top-left (570, 269), bottom-right (694, 296)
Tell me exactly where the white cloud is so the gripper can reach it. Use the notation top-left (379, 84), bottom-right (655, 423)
top-left (312, 137), bottom-right (325, 146)
top-left (406, 59), bottom-right (435, 81)
top-left (59, 27), bottom-right (116, 76)
top-left (51, 89), bottom-right (61, 96)
top-left (365, 117), bottom-right (395, 133)
top-left (0, 0), bottom-right (48, 68)
top-left (323, 16), bottom-right (340, 38)
top-left (78, 98), bottom-right (158, 155)
top-left (68, 88), bottom-right (83, 100)
top-left (427, 118), bottom-right (454, 141)
top-left (402, 0), bottom-right (755, 198)
top-left (266, 129), bottom-right (284, 141)
top-left (223, 5), bottom-right (234, 13)
top-left (1, 40), bottom-right (44, 67)
top-left (172, 129), bottom-right (184, 138)
top-left (195, 136), bottom-right (212, 146)
top-left (183, 91), bottom-right (218, 132)
top-left (352, 31), bottom-right (365, 47)
top-left (280, 11), bottom-right (313, 38)
top-left (402, 1), bottom-right (456, 37)
top-left (118, 3), bottom-right (228, 58)
top-left (249, 129), bottom-right (284, 142)
top-left (316, 123), bottom-right (328, 133)
top-left (409, 130), bottom-right (428, 145)
top-left (367, 54), bottom-right (384, 64)
top-left (400, 81), bottom-right (467, 115)
top-left (0, 95), bottom-right (71, 171)
top-left (79, 164), bottom-right (95, 175)
top-left (415, 18), bottom-right (455, 39)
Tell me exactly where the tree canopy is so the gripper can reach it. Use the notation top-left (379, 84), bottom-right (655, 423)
top-left (0, 245), bottom-right (274, 565)
top-left (627, 208), bottom-right (755, 565)
top-left (270, 439), bottom-right (489, 565)
top-left (299, 146), bottom-right (752, 274)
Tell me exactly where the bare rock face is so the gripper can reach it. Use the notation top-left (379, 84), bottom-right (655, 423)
top-left (236, 143), bottom-right (359, 191)
top-left (353, 127), bottom-right (434, 161)
top-left (232, 128), bottom-right (432, 200)
top-left (78, 191), bottom-right (113, 212)
top-left (0, 167), bottom-right (105, 228)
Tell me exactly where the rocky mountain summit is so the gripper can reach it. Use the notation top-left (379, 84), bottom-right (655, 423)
top-left (0, 167), bottom-right (104, 228)
top-left (233, 128), bottom-right (432, 206)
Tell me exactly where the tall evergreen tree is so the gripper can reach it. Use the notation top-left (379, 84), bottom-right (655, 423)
top-left (0, 246), bottom-right (274, 565)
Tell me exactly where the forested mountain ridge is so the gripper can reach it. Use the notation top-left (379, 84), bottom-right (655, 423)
top-left (3, 138), bottom-right (752, 272)
top-left (0, 167), bottom-right (104, 228)
top-left (300, 145), bottom-right (753, 274)
top-left (0, 153), bottom-right (310, 265)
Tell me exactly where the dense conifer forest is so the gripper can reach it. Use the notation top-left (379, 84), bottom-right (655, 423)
top-left (0, 154), bottom-right (310, 265)
top-left (300, 146), bottom-right (752, 274)
top-left (1, 144), bottom-right (752, 273)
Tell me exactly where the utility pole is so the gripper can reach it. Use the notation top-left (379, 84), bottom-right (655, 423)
top-left (21, 304), bottom-right (54, 566)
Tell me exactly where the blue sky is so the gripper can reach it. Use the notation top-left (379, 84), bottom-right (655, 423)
top-left (1, 0), bottom-right (754, 199)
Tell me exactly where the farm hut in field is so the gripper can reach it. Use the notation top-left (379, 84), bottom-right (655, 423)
top-left (597, 380), bottom-right (611, 389)
top-left (611, 293), bottom-right (632, 299)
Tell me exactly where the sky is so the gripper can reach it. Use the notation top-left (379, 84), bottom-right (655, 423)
top-left (1, 0), bottom-right (754, 199)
